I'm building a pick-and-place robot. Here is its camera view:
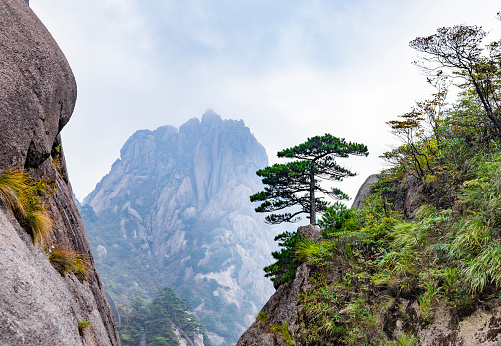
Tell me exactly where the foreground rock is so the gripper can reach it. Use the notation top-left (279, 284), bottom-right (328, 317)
top-left (238, 258), bottom-right (501, 345)
top-left (0, 1), bottom-right (119, 344)
top-left (351, 174), bottom-right (379, 209)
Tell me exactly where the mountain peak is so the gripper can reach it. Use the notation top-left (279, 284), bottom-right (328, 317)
top-left (201, 109), bottom-right (222, 124)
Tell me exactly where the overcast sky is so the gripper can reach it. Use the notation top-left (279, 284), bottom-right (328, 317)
top-left (31, 0), bottom-right (501, 202)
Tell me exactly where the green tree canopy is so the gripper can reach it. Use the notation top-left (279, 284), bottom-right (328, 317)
top-left (250, 134), bottom-right (368, 225)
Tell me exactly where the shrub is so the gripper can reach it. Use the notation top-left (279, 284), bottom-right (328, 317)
top-left (264, 231), bottom-right (303, 285)
top-left (256, 310), bottom-right (269, 323)
top-left (388, 332), bottom-right (420, 346)
top-left (319, 202), bottom-right (359, 238)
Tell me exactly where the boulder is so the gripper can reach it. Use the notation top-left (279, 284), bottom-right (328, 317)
top-left (297, 224), bottom-right (322, 242)
top-left (0, 0), bottom-right (77, 171)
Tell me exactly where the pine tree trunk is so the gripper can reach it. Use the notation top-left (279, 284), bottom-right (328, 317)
top-left (310, 171), bottom-right (316, 225)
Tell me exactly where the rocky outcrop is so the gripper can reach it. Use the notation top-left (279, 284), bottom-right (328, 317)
top-left (297, 224), bottom-right (321, 242)
top-left (238, 178), bottom-right (501, 345)
top-left (0, 1), bottom-right (119, 344)
top-left (390, 175), bottom-right (423, 218)
top-left (0, 0), bottom-right (76, 171)
top-left (387, 300), bottom-right (501, 346)
top-left (237, 263), bottom-right (311, 346)
top-left (82, 110), bottom-right (281, 344)
top-left (351, 174), bottom-right (379, 209)
top-left (237, 259), bottom-right (501, 345)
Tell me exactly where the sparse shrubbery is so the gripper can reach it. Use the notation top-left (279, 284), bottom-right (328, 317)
top-left (263, 231), bottom-right (304, 285)
top-left (78, 320), bottom-right (91, 336)
top-left (288, 142), bottom-right (501, 344)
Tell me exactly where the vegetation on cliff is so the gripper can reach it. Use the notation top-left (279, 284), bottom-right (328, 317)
top-left (255, 19), bottom-right (501, 345)
top-left (0, 167), bottom-right (52, 247)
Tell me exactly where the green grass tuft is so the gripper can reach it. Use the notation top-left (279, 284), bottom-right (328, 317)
top-left (78, 320), bottom-right (91, 336)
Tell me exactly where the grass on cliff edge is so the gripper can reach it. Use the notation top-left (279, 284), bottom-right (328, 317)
top-left (47, 246), bottom-right (89, 282)
top-left (0, 167), bottom-right (52, 248)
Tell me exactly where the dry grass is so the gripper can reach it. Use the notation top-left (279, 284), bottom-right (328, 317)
top-left (47, 246), bottom-right (89, 282)
top-left (0, 167), bottom-right (52, 248)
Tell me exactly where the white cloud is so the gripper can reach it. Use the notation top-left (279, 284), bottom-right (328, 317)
top-left (30, 0), bottom-right (501, 200)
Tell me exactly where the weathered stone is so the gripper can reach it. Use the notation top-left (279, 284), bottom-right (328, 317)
top-left (0, 1), bottom-right (119, 344)
top-left (391, 175), bottom-right (423, 218)
top-left (297, 224), bottom-right (322, 241)
top-left (0, 0), bottom-right (77, 171)
top-left (351, 174), bottom-right (379, 209)
top-left (237, 263), bottom-right (311, 346)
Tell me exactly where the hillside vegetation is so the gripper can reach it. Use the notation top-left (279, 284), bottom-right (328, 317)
top-left (253, 19), bottom-right (501, 345)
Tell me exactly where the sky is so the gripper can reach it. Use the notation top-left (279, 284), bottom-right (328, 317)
top-left (30, 0), bottom-right (501, 202)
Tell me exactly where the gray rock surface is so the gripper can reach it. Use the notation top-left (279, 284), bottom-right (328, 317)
top-left (0, 1), bottom-right (119, 344)
top-left (0, 207), bottom-right (112, 345)
top-left (389, 299), bottom-right (501, 345)
top-left (0, 0), bottom-right (76, 171)
top-left (392, 175), bottom-right (423, 218)
top-left (83, 110), bottom-right (282, 344)
top-left (236, 263), bottom-right (312, 346)
top-left (297, 224), bottom-right (322, 242)
top-left (351, 174), bottom-right (379, 209)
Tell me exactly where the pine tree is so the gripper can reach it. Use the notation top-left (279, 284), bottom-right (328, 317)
top-left (250, 134), bottom-right (368, 225)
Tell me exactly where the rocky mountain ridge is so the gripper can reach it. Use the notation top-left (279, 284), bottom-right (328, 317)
top-left (82, 110), bottom-right (282, 345)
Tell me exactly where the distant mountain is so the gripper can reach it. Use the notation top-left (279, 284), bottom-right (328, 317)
top-left (82, 110), bottom-right (282, 345)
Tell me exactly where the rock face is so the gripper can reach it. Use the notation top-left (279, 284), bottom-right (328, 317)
top-left (0, 0), bottom-right (76, 171)
top-left (0, 1), bottom-right (119, 345)
top-left (351, 174), bottom-right (379, 209)
top-left (237, 263), bottom-right (312, 346)
top-left (82, 110), bottom-right (281, 344)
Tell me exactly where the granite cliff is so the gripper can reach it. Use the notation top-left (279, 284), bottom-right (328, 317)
top-left (0, 0), bottom-right (119, 345)
top-left (82, 111), bottom-right (281, 345)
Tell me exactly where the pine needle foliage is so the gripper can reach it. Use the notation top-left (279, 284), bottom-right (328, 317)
top-left (251, 134), bottom-right (368, 224)
top-left (264, 231), bottom-right (304, 285)
top-left (0, 167), bottom-right (52, 247)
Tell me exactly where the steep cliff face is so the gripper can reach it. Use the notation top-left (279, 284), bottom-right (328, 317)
top-left (0, 0), bottom-right (120, 344)
top-left (83, 111), bottom-right (281, 344)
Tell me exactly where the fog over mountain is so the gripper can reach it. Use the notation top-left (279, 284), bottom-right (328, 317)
top-left (82, 110), bottom-right (283, 344)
